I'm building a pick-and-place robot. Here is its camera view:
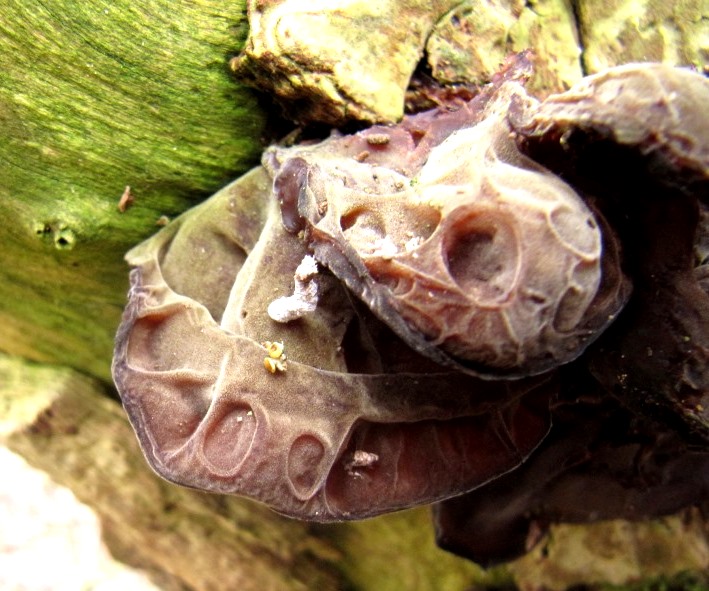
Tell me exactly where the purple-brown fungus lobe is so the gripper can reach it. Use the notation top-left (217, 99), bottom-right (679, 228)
top-left (433, 63), bottom-right (709, 565)
top-left (266, 75), bottom-right (630, 379)
top-left (112, 67), bottom-right (557, 519)
top-left (113, 59), bottom-right (709, 557)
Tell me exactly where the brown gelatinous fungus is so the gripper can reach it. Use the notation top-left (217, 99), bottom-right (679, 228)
top-left (433, 374), bottom-right (709, 566)
top-left (114, 61), bottom-right (708, 553)
top-left (112, 131), bottom-right (555, 520)
top-left (267, 68), bottom-right (630, 379)
top-left (432, 63), bottom-right (709, 565)
top-left (510, 63), bottom-right (709, 440)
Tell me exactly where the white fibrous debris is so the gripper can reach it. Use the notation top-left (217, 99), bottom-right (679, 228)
top-left (370, 236), bottom-right (398, 259)
top-left (344, 450), bottom-right (379, 477)
top-left (267, 255), bottom-right (319, 323)
top-left (404, 235), bottom-right (423, 252)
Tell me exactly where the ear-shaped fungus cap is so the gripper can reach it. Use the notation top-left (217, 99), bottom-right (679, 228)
top-left (510, 63), bottom-right (709, 440)
top-left (270, 76), bottom-right (630, 379)
top-left (112, 164), bottom-right (555, 520)
top-left (434, 381), bottom-right (709, 566)
top-left (113, 59), bottom-right (708, 536)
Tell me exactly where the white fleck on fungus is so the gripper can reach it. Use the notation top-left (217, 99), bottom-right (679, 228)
top-left (267, 255), bottom-right (319, 322)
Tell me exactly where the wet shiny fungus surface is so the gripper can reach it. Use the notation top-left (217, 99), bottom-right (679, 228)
top-left (113, 58), bottom-right (709, 564)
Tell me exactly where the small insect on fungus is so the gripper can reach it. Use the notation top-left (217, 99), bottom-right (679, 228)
top-left (263, 341), bottom-right (285, 359)
top-left (262, 341), bottom-right (287, 373)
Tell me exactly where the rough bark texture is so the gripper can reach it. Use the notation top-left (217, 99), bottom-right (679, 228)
top-left (0, 0), bottom-right (265, 381)
top-left (2, 0), bottom-right (708, 590)
top-left (234, 0), bottom-right (708, 125)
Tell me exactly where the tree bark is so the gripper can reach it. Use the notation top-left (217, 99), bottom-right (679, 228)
top-left (0, 0), bottom-right (264, 381)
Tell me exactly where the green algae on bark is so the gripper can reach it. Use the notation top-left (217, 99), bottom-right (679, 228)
top-left (426, 0), bottom-right (584, 94)
top-left (508, 514), bottom-right (709, 591)
top-left (321, 507), bottom-right (510, 591)
top-left (0, 0), bottom-right (266, 382)
top-left (578, 0), bottom-right (709, 75)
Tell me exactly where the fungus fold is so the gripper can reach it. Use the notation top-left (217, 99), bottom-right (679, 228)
top-left (113, 60), bottom-right (708, 561)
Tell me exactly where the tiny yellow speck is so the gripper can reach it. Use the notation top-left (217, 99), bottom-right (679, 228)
top-left (262, 341), bottom-right (285, 359)
top-left (264, 357), bottom-right (276, 373)
top-left (264, 356), bottom-right (287, 373)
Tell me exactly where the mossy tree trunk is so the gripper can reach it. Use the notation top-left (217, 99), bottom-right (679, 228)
top-left (0, 0), bottom-right (264, 381)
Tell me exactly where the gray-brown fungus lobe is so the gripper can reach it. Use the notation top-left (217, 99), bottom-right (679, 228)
top-left (113, 59), bottom-right (708, 537)
top-left (267, 74), bottom-right (630, 378)
top-left (431, 63), bottom-right (709, 565)
top-left (434, 375), bottom-right (709, 566)
top-left (509, 63), bottom-right (709, 190)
